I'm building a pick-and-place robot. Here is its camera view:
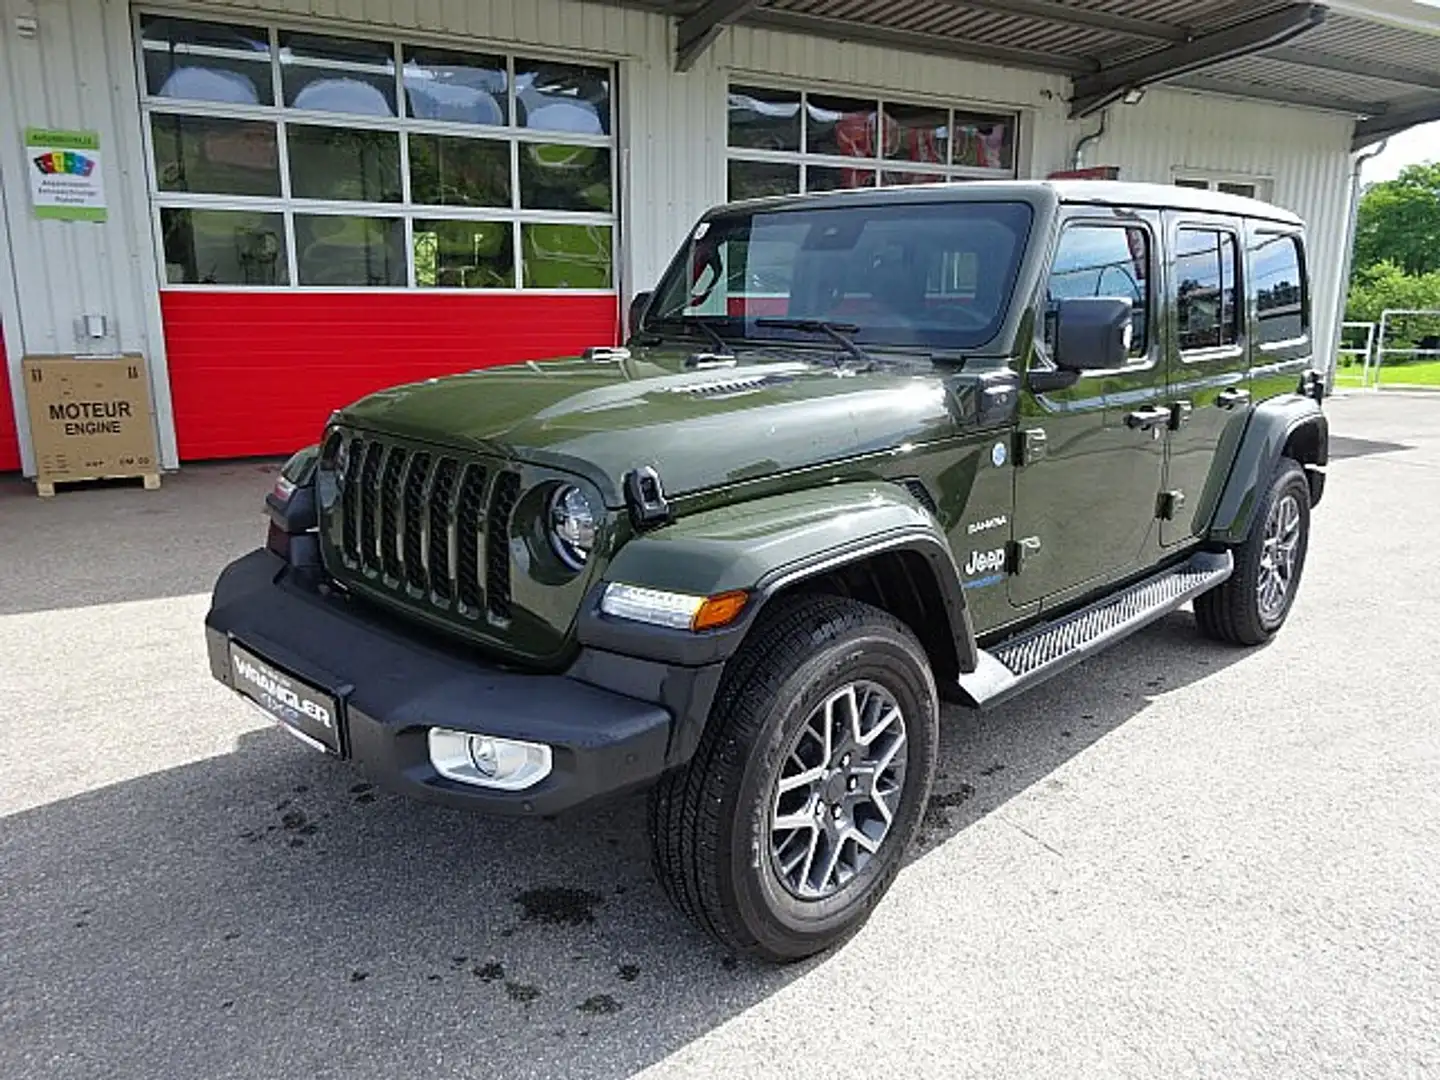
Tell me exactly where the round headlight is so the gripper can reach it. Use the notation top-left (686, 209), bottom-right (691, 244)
top-left (548, 485), bottom-right (596, 570)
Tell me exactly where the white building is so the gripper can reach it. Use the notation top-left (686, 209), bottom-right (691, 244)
top-left (1, 0), bottom-right (1437, 473)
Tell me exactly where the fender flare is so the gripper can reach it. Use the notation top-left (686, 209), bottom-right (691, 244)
top-left (576, 481), bottom-right (977, 673)
top-left (1207, 395), bottom-right (1328, 546)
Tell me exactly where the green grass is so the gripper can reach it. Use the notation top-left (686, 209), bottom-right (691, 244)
top-left (1334, 357), bottom-right (1440, 388)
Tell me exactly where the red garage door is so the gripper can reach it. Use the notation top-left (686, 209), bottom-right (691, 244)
top-left (0, 328), bottom-right (20, 472)
top-left (139, 14), bottom-right (621, 460)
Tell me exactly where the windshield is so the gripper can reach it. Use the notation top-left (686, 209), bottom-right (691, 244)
top-left (647, 199), bottom-right (1033, 351)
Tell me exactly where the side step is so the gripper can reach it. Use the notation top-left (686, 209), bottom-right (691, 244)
top-left (955, 551), bottom-right (1233, 710)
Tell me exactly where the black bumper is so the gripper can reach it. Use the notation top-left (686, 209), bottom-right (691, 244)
top-left (206, 550), bottom-right (718, 815)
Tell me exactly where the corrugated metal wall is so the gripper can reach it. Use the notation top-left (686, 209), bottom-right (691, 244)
top-left (0, 0), bottom-right (176, 471)
top-left (0, 0), bottom-right (1357, 471)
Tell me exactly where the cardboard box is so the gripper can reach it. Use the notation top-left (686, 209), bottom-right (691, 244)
top-left (22, 354), bottom-right (160, 491)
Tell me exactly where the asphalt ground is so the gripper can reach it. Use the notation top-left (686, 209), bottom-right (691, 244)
top-left (1, 394), bottom-right (1437, 1080)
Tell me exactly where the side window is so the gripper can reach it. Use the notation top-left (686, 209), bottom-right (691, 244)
top-left (1175, 227), bottom-right (1241, 352)
top-left (1045, 224), bottom-right (1150, 361)
top-left (1251, 232), bottom-right (1307, 345)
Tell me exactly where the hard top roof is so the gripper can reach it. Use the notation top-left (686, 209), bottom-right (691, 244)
top-left (716, 179), bottom-right (1305, 228)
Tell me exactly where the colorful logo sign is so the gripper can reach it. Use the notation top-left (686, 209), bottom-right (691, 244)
top-left (24, 128), bottom-right (106, 221)
top-left (32, 150), bottom-right (97, 178)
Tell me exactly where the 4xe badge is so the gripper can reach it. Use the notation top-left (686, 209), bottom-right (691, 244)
top-left (964, 547), bottom-right (1006, 577)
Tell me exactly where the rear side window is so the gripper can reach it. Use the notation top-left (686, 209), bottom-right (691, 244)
top-left (1045, 223), bottom-right (1151, 359)
top-left (1251, 232), bottom-right (1307, 345)
top-left (1175, 227), bottom-right (1240, 352)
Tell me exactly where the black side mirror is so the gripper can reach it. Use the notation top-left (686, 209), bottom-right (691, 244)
top-left (1054, 297), bottom-right (1133, 373)
top-left (628, 290), bottom-right (653, 337)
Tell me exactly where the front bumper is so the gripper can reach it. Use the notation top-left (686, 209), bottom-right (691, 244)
top-left (206, 549), bottom-right (717, 815)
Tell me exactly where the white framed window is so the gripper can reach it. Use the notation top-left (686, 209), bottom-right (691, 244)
top-left (725, 83), bottom-right (1018, 202)
top-left (1173, 173), bottom-right (1273, 202)
top-left (136, 13), bottom-right (617, 291)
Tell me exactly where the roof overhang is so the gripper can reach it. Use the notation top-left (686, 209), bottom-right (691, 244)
top-left (616, 0), bottom-right (1440, 151)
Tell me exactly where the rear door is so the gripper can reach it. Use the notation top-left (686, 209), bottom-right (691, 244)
top-left (1160, 214), bottom-right (1251, 546)
top-left (1009, 210), bottom-right (1167, 608)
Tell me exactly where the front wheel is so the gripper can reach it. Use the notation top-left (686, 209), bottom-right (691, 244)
top-left (647, 595), bottom-right (938, 962)
top-left (1195, 456), bottom-right (1312, 646)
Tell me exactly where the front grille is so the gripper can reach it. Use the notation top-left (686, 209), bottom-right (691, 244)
top-left (327, 434), bottom-right (519, 623)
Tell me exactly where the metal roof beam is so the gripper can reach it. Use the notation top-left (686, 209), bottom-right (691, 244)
top-left (1354, 97), bottom-right (1440, 149)
top-left (1170, 74), bottom-right (1389, 115)
top-left (676, 0), bottom-right (759, 72)
top-left (1069, 3), bottom-right (1328, 118)
top-left (1266, 46), bottom-right (1440, 92)
top-left (924, 0), bottom-right (1188, 42)
top-left (746, 8), bottom-right (1096, 76)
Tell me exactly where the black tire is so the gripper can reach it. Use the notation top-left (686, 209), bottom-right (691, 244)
top-left (647, 594), bottom-right (938, 962)
top-left (1195, 456), bottom-right (1311, 646)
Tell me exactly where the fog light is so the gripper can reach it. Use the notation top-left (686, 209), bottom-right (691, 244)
top-left (427, 728), bottom-right (553, 791)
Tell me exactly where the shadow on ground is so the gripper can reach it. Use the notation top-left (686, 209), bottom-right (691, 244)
top-left (0, 609), bottom-right (1248, 1080)
top-left (0, 460), bottom-right (282, 616)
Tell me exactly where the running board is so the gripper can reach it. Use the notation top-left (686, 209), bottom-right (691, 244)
top-left (955, 551), bottom-right (1233, 710)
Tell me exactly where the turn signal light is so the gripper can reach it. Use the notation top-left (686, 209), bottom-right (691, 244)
top-left (692, 590), bottom-right (749, 631)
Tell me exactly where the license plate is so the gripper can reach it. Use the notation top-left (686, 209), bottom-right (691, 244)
top-left (229, 642), bottom-right (341, 754)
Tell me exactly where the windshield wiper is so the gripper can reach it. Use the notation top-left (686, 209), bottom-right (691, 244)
top-left (678, 316), bottom-right (734, 356)
top-left (755, 318), bottom-right (873, 364)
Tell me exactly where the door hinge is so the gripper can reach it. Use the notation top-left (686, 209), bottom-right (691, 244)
top-left (1156, 490), bottom-right (1186, 521)
top-left (1015, 428), bottom-right (1047, 466)
top-left (1007, 535), bottom-right (1042, 574)
top-left (1169, 401), bottom-right (1193, 429)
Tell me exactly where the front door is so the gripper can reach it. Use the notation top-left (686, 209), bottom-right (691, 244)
top-left (1010, 212), bottom-right (1167, 608)
top-left (1160, 213), bottom-right (1251, 545)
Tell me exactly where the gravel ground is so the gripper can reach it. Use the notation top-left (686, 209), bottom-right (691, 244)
top-left (0, 394), bottom-right (1436, 1080)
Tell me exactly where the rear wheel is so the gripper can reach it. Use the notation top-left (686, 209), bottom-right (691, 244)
top-left (1195, 456), bottom-right (1311, 646)
top-left (647, 594), bottom-right (938, 962)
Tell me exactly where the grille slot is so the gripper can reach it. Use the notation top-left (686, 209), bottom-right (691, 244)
top-left (401, 452), bottom-right (431, 591)
top-left (427, 458), bottom-right (459, 601)
top-left (486, 472), bottom-right (521, 620)
top-left (341, 437), bottom-right (364, 564)
top-left (455, 465), bottom-right (489, 615)
top-left (357, 440), bottom-right (384, 571)
top-left (379, 447), bottom-right (408, 580)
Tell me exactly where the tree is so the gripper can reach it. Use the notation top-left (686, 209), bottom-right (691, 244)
top-left (1353, 163), bottom-right (1440, 277)
top-left (1346, 260), bottom-right (1440, 339)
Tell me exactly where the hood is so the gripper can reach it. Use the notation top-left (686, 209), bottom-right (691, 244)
top-left (337, 348), bottom-right (959, 504)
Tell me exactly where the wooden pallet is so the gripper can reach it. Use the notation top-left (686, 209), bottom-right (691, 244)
top-left (36, 472), bottom-right (161, 498)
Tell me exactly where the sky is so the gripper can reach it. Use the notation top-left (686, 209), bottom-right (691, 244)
top-left (1362, 119), bottom-right (1440, 182)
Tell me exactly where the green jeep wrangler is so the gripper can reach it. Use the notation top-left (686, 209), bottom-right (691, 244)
top-left (207, 181), bottom-right (1327, 962)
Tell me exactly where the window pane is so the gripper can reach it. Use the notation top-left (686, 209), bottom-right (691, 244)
top-left (1046, 225), bottom-right (1150, 356)
top-left (807, 165), bottom-right (876, 192)
top-left (883, 103), bottom-right (948, 165)
top-left (728, 160), bottom-right (799, 201)
top-left (409, 134), bottom-right (510, 207)
top-left (807, 95), bottom-right (878, 158)
top-left (1218, 181), bottom-right (1256, 198)
top-left (1253, 233), bottom-right (1306, 344)
top-left (519, 143), bottom-right (611, 212)
top-left (728, 85), bottom-right (800, 152)
top-left (294, 215), bottom-right (405, 286)
top-left (403, 46), bottom-right (508, 125)
top-left (516, 59), bottom-right (610, 135)
top-left (141, 16), bottom-right (274, 105)
top-left (951, 112), bottom-right (1013, 170)
top-left (882, 170), bottom-right (945, 187)
top-left (288, 125), bottom-right (401, 202)
top-left (1175, 178), bottom-right (1209, 190)
top-left (281, 31), bottom-right (397, 116)
top-left (1219, 232), bottom-right (1240, 347)
top-left (1176, 228), bottom-right (1223, 351)
top-left (160, 208), bottom-right (287, 285)
top-left (414, 219), bottom-right (514, 288)
top-left (151, 115), bottom-right (280, 197)
top-left (522, 223), bottom-right (612, 288)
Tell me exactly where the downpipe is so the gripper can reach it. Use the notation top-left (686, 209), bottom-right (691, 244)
top-left (1332, 137), bottom-right (1389, 392)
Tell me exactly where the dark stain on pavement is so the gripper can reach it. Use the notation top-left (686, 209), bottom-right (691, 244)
top-left (577, 995), bottom-right (622, 1016)
top-left (515, 887), bottom-right (602, 927)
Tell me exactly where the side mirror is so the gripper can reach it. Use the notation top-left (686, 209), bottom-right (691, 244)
top-left (1054, 297), bottom-right (1133, 372)
top-left (628, 290), bottom-right (653, 337)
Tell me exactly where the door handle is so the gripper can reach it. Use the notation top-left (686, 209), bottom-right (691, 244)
top-left (1125, 406), bottom-right (1170, 431)
top-left (1217, 388), bottom-right (1252, 410)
